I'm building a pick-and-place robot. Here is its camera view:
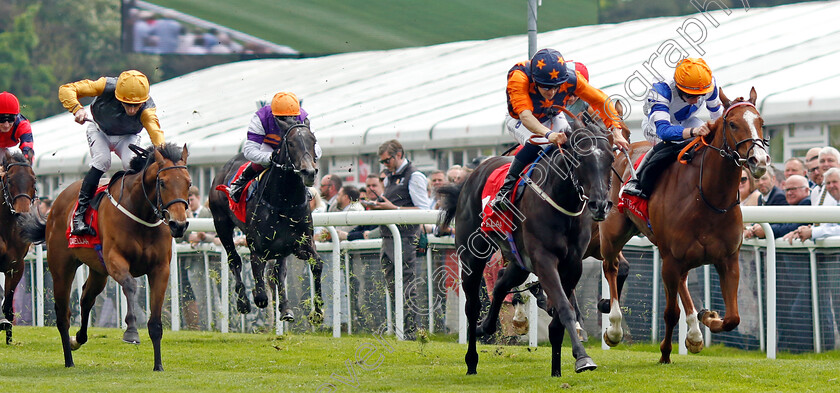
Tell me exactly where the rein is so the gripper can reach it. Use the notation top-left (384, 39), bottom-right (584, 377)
top-left (112, 159), bottom-right (188, 226)
top-left (2, 161), bottom-right (35, 214)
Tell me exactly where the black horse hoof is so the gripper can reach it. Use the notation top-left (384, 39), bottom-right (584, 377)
top-left (575, 356), bottom-right (597, 373)
top-left (280, 311), bottom-right (295, 322)
top-left (0, 318), bottom-right (11, 331)
top-left (236, 297), bottom-right (252, 314)
top-left (153, 364), bottom-right (164, 372)
top-left (254, 293), bottom-right (269, 309)
top-left (598, 298), bottom-right (611, 314)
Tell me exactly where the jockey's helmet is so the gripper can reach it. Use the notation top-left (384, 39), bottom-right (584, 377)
top-left (674, 58), bottom-right (714, 95)
top-left (115, 70), bottom-right (150, 104)
top-left (529, 48), bottom-right (568, 87)
top-left (574, 62), bottom-right (589, 82)
top-left (271, 91), bottom-right (300, 116)
top-left (0, 92), bottom-right (20, 114)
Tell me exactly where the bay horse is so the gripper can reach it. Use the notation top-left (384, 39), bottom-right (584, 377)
top-left (599, 88), bottom-right (770, 363)
top-left (438, 111), bottom-right (614, 377)
top-left (0, 150), bottom-right (37, 344)
top-left (208, 121), bottom-right (323, 325)
top-left (21, 143), bottom-right (190, 371)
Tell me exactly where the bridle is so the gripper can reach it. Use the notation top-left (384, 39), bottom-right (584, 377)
top-left (112, 147), bottom-right (188, 226)
top-left (271, 123), bottom-right (315, 173)
top-left (696, 101), bottom-right (767, 213)
top-left (2, 161), bottom-right (35, 215)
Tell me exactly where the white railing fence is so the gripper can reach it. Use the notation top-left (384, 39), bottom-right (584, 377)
top-left (3, 207), bottom-right (839, 359)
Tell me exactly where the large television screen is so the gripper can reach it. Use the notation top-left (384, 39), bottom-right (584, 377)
top-left (121, 1), bottom-right (298, 55)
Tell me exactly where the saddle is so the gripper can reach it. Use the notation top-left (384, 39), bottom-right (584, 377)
top-left (66, 184), bottom-right (108, 248)
top-left (215, 162), bottom-right (262, 222)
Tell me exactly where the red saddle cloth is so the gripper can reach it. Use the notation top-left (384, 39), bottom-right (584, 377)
top-left (617, 155), bottom-right (649, 222)
top-left (66, 185), bottom-right (108, 249)
top-left (214, 163), bottom-right (256, 222)
top-left (479, 163), bottom-right (523, 234)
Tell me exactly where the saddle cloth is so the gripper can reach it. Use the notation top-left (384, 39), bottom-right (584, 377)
top-left (214, 162), bottom-right (259, 222)
top-left (618, 154), bottom-right (649, 222)
top-left (479, 163), bottom-right (525, 234)
top-left (66, 185), bottom-right (108, 249)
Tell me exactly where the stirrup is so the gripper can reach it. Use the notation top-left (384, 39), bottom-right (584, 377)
top-left (620, 180), bottom-right (644, 198)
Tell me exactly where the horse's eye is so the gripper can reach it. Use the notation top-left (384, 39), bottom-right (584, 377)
top-left (728, 122), bottom-right (737, 129)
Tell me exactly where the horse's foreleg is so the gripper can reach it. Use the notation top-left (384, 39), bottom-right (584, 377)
top-left (599, 219), bottom-right (634, 347)
top-left (51, 260), bottom-right (77, 368)
top-left (1, 266), bottom-right (23, 344)
top-left (659, 261), bottom-right (681, 364)
top-left (250, 254), bottom-right (269, 309)
top-left (477, 262), bottom-right (529, 338)
top-left (72, 271), bottom-right (108, 349)
top-left (462, 257), bottom-right (485, 375)
top-left (106, 255), bottom-right (142, 345)
top-left (215, 217), bottom-right (250, 314)
top-left (702, 258), bottom-right (741, 333)
top-left (296, 246), bottom-right (324, 326)
top-left (272, 257), bottom-right (294, 322)
top-left (147, 266), bottom-right (170, 372)
top-left (676, 275), bottom-right (703, 353)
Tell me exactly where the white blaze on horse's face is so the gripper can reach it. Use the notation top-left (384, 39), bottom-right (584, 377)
top-left (742, 110), bottom-right (770, 175)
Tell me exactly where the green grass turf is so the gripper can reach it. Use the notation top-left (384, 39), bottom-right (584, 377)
top-left (145, 0), bottom-right (597, 54)
top-left (3, 326), bottom-right (839, 392)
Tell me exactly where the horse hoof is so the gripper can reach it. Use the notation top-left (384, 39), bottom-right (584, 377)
top-left (575, 357), bottom-right (597, 373)
top-left (697, 309), bottom-right (709, 321)
top-left (281, 312), bottom-right (295, 322)
top-left (659, 356), bottom-right (671, 364)
top-left (123, 329), bottom-right (140, 345)
top-left (603, 331), bottom-right (620, 347)
top-left (466, 369), bottom-right (477, 375)
top-left (597, 299), bottom-right (611, 314)
top-left (254, 293), bottom-right (269, 309)
top-left (308, 310), bottom-right (324, 326)
top-left (70, 336), bottom-right (82, 351)
top-left (236, 298), bottom-right (252, 314)
top-left (153, 364), bottom-right (164, 372)
top-left (0, 318), bottom-right (11, 331)
top-left (686, 338), bottom-right (704, 354)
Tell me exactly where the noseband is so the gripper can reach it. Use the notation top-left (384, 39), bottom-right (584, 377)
top-left (113, 161), bottom-right (189, 226)
top-left (706, 101), bottom-right (768, 166)
top-left (272, 124), bottom-right (315, 174)
top-left (2, 161), bottom-right (35, 215)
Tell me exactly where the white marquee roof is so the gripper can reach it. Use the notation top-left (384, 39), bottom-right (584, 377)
top-left (30, 1), bottom-right (840, 175)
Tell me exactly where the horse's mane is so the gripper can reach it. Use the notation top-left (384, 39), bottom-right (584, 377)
top-left (128, 143), bottom-right (184, 173)
top-left (1, 151), bottom-right (28, 165)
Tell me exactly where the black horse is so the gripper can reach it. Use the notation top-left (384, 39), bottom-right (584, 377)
top-left (438, 111), bottom-right (614, 377)
top-left (209, 122), bottom-right (324, 325)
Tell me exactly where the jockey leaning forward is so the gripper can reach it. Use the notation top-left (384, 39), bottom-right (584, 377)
top-left (620, 58), bottom-right (722, 199)
top-left (226, 91), bottom-right (322, 203)
top-left (490, 48), bottom-right (629, 211)
top-left (0, 92), bottom-right (35, 163)
top-left (59, 70), bottom-right (165, 236)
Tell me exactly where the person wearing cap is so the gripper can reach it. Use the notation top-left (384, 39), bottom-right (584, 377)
top-left (621, 57), bottom-right (722, 199)
top-left (226, 91), bottom-right (322, 202)
top-left (59, 70), bottom-right (164, 235)
top-left (490, 49), bottom-right (629, 211)
top-left (0, 92), bottom-right (35, 163)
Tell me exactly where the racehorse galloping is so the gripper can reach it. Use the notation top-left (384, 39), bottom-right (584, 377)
top-left (21, 144), bottom-right (190, 371)
top-left (439, 111), bottom-right (614, 377)
top-left (599, 88), bottom-right (769, 363)
top-left (0, 150), bottom-right (37, 344)
top-left (209, 122), bottom-right (324, 325)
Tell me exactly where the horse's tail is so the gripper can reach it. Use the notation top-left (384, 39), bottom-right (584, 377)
top-left (436, 183), bottom-right (462, 229)
top-left (19, 212), bottom-right (46, 244)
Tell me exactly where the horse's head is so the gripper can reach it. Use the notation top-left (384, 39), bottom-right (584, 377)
top-left (717, 87), bottom-right (770, 178)
top-left (562, 112), bottom-right (615, 221)
top-left (0, 149), bottom-right (36, 216)
top-left (272, 119), bottom-right (318, 186)
top-left (143, 144), bottom-right (191, 238)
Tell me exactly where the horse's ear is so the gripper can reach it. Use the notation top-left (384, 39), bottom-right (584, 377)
top-left (1, 148), bottom-right (10, 163)
top-left (614, 100), bottom-right (624, 118)
top-left (181, 144), bottom-right (189, 163)
top-left (154, 148), bottom-right (165, 166)
top-left (719, 87), bottom-right (731, 108)
top-left (748, 87), bottom-right (757, 105)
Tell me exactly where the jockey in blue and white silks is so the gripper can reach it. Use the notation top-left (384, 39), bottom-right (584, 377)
top-left (642, 76), bottom-right (723, 144)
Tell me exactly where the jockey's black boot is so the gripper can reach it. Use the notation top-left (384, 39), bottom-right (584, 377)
top-left (229, 164), bottom-right (260, 203)
top-left (490, 143), bottom-right (541, 212)
top-left (71, 167), bottom-right (104, 236)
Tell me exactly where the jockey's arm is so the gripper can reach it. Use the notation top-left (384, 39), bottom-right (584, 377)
top-left (15, 119), bottom-right (34, 161)
top-left (139, 107), bottom-right (165, 146)
top-left (573, 78), bottom-right (629, 150)
top-left (59, 77), bottom-right (107, 121)
top-left (706, 84), bottom-right (723, 121)
top-left (243, 114), bottom-right (271, 165)
top-left (519, 110), bottom-right (567, 145)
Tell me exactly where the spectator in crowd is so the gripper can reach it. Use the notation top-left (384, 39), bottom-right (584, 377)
top-left (427, 170), bottom-right (446, 209)
top-left (308, 186), bottom-right (327, 240)
top-left (756, 169), bottom-right (786, 206)
top-left (131, 10), bottom-right (156, 53)
top-left (370, 139), bottom-right (431, 338)
top-left (740, 168), bottom-right (760, 207)
top-left (804, 147), bottom-right (823, 186)
top-left (320, 186), bottom-right (364, 241)
top-left (320, 174), bottom-right (342, 212)
top-left (149, 12), bottom-right (184, 53)
top-left (785, 167), bottom-right (840, 243)
top-left (811, 146), bottom-right (840, 208)
top-left (345, 175), bottom-right (383, 241)
top-left (37, 197), bottom-right (52, 219)
top-left (446, 165), bottom-right (465, 185)
top-left (745, 175), bottom-right (810, 239)
top-left (784, 157), bottom-right (807, 179)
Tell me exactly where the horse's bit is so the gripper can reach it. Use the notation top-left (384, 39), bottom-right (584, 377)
top-left (113, 159), bottom-right (188, 226)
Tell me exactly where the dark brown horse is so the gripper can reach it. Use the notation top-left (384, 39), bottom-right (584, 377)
top-left (599, 88), bottom-right (769, 363)
top-left (0, 150), bottom-right (37, 344)
top-left (439, 112), bottom-right (614, 377)
top-left (21, 144), bottom-right (190, 371)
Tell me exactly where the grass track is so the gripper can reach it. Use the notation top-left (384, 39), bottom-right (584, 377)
top-left (2, 327), bottom-right (839, 392)
top-left (146, 0), bottom-right (597, 54)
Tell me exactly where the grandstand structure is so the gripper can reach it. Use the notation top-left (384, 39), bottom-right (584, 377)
top-left (29, 1), bottom-right (840, 198)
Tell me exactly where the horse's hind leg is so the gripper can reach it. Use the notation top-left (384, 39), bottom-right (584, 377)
top-left (600, 218), bottom-right (635, 347)
top-left (477, 263), bottom-right (529, 338)
top-left (295, 246), bottom-right (325, 326)
top-left (462, 251), bottom-right (490, 375)
top-left (659, 258), bottom-right (682, 364)
top-left (271, 257), bottom-right (294, 322)
top-left (701, 257), bottom-right (741, 333)
top-left (250, 254), bottom-right (270, 309)
top-left (214, 217), bottom-right (250, 314)
top-left (1, 265), bottom-right (24, 344)
top-left (71, 270), bottom-right (108, 350)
